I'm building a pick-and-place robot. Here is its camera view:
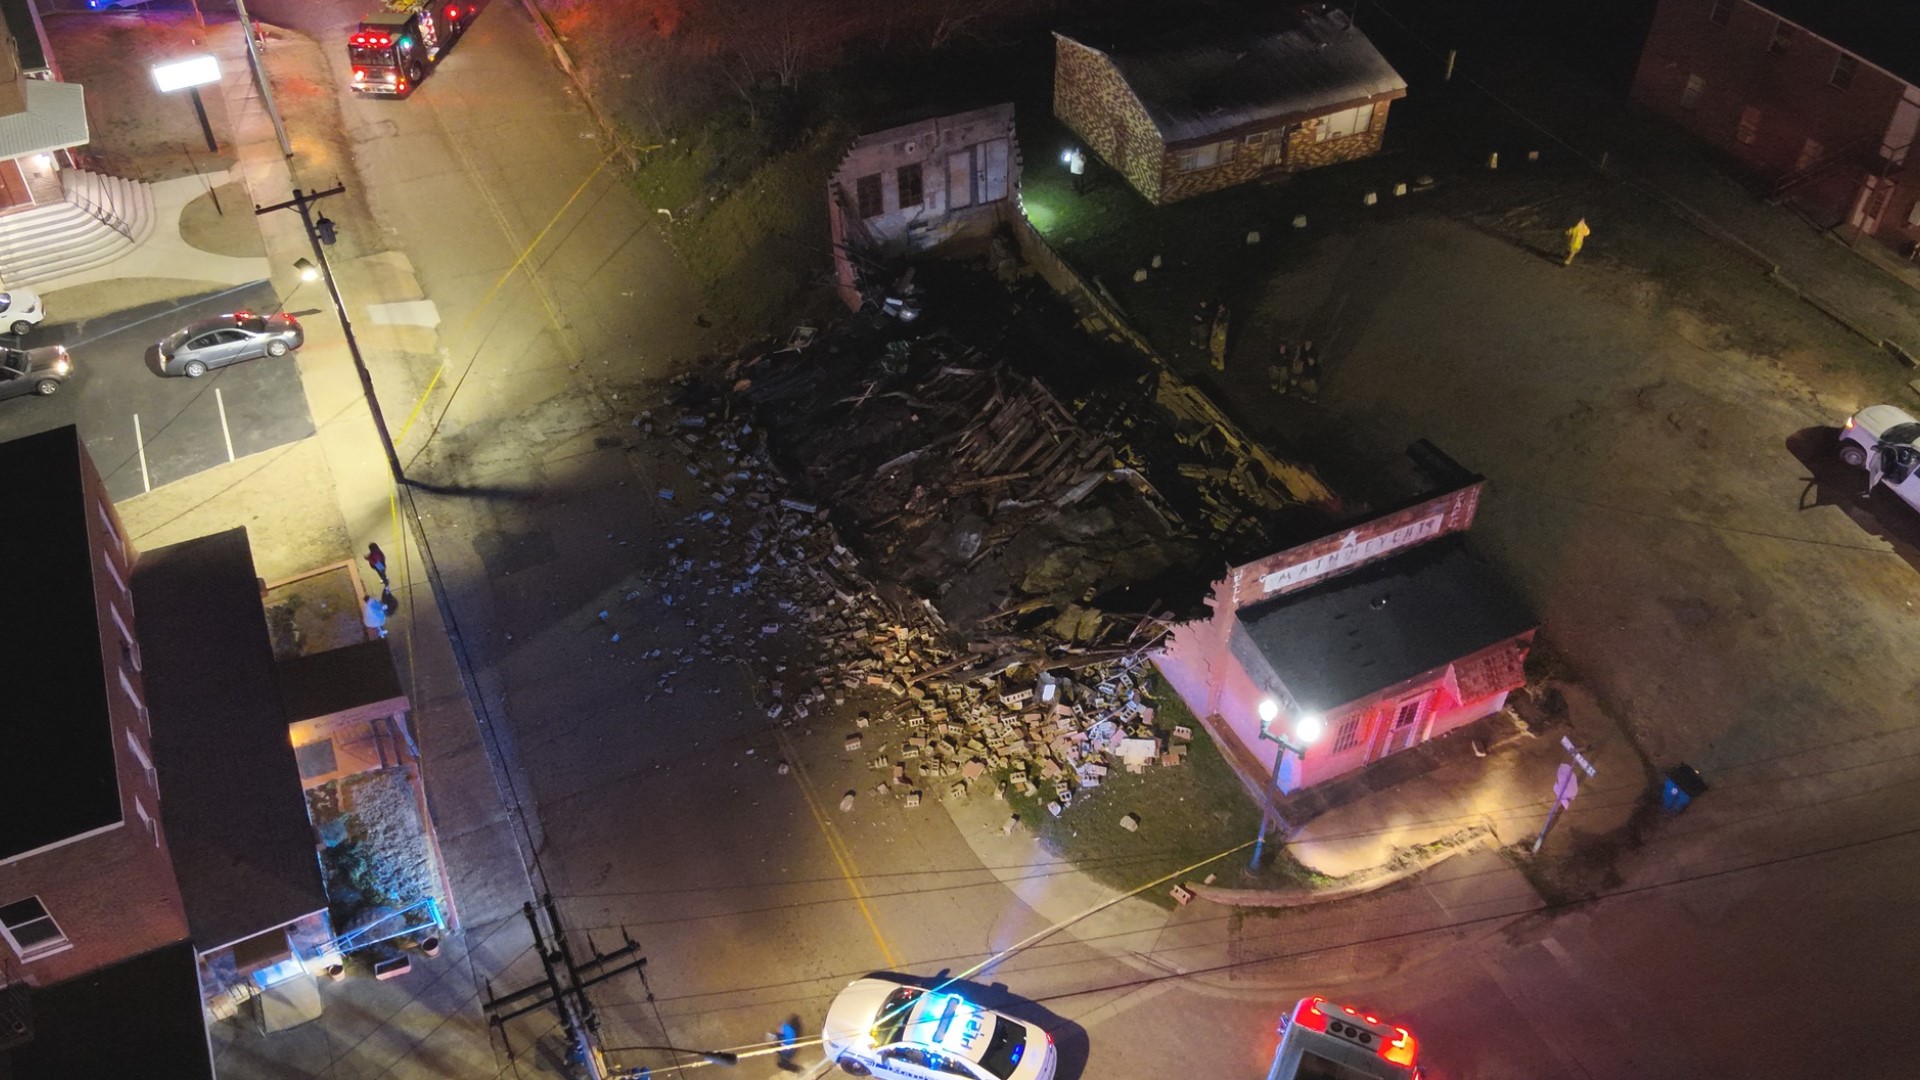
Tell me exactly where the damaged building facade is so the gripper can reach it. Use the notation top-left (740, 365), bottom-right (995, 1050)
top-left (1156, 472), bottom-right (1536, 795)
top-left (830, 104), bottom-right (1020, 310)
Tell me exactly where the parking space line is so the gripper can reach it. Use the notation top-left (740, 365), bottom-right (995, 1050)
top-left (133, 414), bottom-right (151, 493)
top-left (215, 387), bottom-right (235, 462)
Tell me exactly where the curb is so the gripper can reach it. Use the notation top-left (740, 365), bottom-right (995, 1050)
top-left (1191, 826), bottom-right (1496, 909)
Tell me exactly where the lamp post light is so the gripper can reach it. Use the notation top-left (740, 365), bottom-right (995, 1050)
top-left (1248, 697), bottom-right (1321, 873)
top-left (294, 257), bottom-right (319, 282)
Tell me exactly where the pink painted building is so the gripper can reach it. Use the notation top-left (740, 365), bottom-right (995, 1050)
top-left (1156, 478), bottom-right (1535, 795)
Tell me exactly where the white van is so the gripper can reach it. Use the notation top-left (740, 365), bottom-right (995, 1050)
top-left (1840, 404), bottom-right (1920, 511)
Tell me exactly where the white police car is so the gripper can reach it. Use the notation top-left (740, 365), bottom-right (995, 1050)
top-left (821, 977), bottom-right (1056, 1080)
top-left (1840, 404), bottom-right (1920, 513)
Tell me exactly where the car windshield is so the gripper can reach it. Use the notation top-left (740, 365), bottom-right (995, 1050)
top-left (872, 987), bottom-right (921, 1047)
top-left (975, 1017), bottom-right (1028, 1080)
top-left (235, 315), bottom-right (269, 334)
top-left (1882, 422), bottom-right (1920, 447)
top-left (350, 44), bottom-right (393, 65)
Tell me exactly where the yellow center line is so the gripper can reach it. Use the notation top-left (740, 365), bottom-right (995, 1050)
top-left (770, 722), bottom-right (901, 970)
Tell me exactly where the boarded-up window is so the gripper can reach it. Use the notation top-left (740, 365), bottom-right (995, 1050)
top-left (1681, 73), bottom-right (1706, 109)
top-left (944, 138), bottom-right (1010, 210)
top-left (1830, 54), bottom-right (1858, 90)
top-left (1315, 103), bottom-right (1375, 142)
top-left (896, 163), bottom-right (923, 208)
top-left (855, 174), bottom-right (883, 219)
top-left (1173, 140), bottom-right (1236, 172)
top-left (1768, 19), bottom-right (1792, 56)
top-left (1795, 137), bottom-right (1823, 171)
top-left (1736, 105), bottom-right (1762, 144)
top-left (1708, 0), bottom-right (1732, 26)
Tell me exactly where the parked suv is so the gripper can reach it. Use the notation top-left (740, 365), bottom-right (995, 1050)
top-left (0, 344), bottom-right (72, 401)
top-left (1840, 404), bottom-right (1920, 512)
top-left (0, 288), bottom-right (46, 336)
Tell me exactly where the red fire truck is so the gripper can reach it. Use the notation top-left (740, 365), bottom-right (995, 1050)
top-left (348, 0), bottom-right (475, 97)
top-left (1266, 996), bottom-right (1423, 1080)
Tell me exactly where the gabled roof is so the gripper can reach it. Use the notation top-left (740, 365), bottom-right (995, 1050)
top-left (133, 528), bottom-right (327, 952)
top-left (1762, 0), bottom-right (1920, 89)
top-left (1058, 7), bottom-right (1407, 145)
top-left (1, 941), bottom-right (214, 1079)
top-left (0, 77), bottom-right (87, 160)
top-left (0, 426), bottom-right (121, 863)
top-left (1231, 534), bottom-right (1535, 712)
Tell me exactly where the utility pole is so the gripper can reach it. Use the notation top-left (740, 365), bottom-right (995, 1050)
top-left (484, 895), bottom-right (649, 1079)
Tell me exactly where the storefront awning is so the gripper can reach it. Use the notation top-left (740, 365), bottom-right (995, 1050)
top-left (0, 78), bottom-right (88, 161)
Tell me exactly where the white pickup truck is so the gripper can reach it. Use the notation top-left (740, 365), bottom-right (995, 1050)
top-left (1840, 404), bottom-right (1920, 510)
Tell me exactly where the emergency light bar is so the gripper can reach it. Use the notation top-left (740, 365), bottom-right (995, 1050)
top-left (1290, 997), bottom-right (1419, 1068)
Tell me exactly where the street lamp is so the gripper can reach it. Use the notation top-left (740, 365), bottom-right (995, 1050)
top-left (294, 257), bottom-right (320, 282)
top-left (1249, 697), bottom-right (1321, 873)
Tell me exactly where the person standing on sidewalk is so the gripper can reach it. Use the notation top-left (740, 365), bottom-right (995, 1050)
top-left (1563, 217), bottom-right (1591, 267)
top-left (365, 542), bottom-right (389, 586)
top-left (362, 593), bottom-right (388, 639)
top-left (771, 1016), bottom-right (800, 1072)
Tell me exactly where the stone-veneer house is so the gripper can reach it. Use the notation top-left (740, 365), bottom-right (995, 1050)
top-left (1053, 6), bottom-right (1406, 206)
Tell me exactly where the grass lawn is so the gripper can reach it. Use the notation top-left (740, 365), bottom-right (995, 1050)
top-left (1002, 667), bottom-right (1325, 908)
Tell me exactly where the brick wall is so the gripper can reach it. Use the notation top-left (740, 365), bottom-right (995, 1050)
top-left (1158, 98), bottom-right (1397, 205)
top-left (1629, 0), bottom-right (1909, 228)
top-left (1053, 34), bottom-right (1169, 203)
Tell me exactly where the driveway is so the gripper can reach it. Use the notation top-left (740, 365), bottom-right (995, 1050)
top-left (0, 281), bottom-right (315, 500)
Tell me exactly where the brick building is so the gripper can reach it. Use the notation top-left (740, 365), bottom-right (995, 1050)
top-left (1052, 5), bottom-right (1406, 206)
top-left (1631, 0), bottom-right (1920, 244)
top-left (1155, 464), bottom-right (1535, 796)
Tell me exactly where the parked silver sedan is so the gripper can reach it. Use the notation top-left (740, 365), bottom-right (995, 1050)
top-left (145, 311), bottom-right (303, 378)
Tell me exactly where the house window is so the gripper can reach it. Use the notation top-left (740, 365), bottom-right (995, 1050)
top-left (1315, 103), bottom-right (1375, 142)
top-left (1173, 140), bottom-right (1236, 173)
top-left (1707, 0), bottom-right (1732, 26)
top-left (1331, 715), bottom-right (1364, 753)
top-left (1681, 73), bottom-right (1707, 110)
top-left (127, 728), bottom-right (156, 786)
top-left (1736, 105), bottom-right (1762, 144)
top-left (134, 796), bottom-right (158, 844)
top-left (896, 163), bottom-right (923, 209)
top-left (1796, 137), bottom-right (1824, 171)
top-left (855, 173), bottom-right (883, 219)
top-left (96, 500), bottom-right (122, 554)
top-left (1392, 700), bottom-right (1422, 729)
top-left (99, 545), bottom-right (129, 598)
top-left (0, 897), bottom-right (71, 961)
top-left (110, 602), bottom-right (140, 672)
top-left (1830, 54), bottom-right (1858, 90)
top-left (1767, 19), bottom-right (1792, 56)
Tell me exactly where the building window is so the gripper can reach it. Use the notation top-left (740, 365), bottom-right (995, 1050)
top-left (0, 897), bottom-right (71, 961)
top-left (1707, 0), bottom-right (1732, 26)
top-left (134, 796), bottom-right (159, 844)
top-left (855, 173), bottom-right (883, 219)
top-left (1796, 137), bottom-right (1824, 171)
top-left (96, 500), bottom-right (122, 554)
top-left (1331, 715), bottom-right (1364, 753)
top-left (99, 545), bottom-right (129, 598)
top-left (1681, 73), bottom-right (1707, 110)
top-left (1315, 103), bottom-right (1375, 142)
top-left (110, 602), bottom-right (140, 672)
top-left (1830, 54), bottom-right (1858, 90)
top-left (1392, 700), bottom-right (1422, 729)
top-left (1767, 19), bottom-right (1792, 56)
top-left (1173, 140), bottom-right (1237, 173)
top-left (895, 163), bottom-right (924, 209)
top-left (127, 728), bottom-right (157, 787)
top-left (1736, 105), bottom-right (1762, 144)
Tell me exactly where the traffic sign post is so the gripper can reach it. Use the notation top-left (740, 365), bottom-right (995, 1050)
top-left (1530, 763), bottom-right (1580, 855)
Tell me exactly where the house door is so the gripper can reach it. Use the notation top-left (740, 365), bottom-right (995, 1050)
top-left (0, 159), bottom-right (31, 211)
top-left (1370, 696), bottom-right (1427, 761)
top-left (1261, 128), bottom-right (1290, 167)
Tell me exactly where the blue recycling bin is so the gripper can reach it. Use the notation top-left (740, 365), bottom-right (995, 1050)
top-left (1662, 763), bottom-right (1706, 814)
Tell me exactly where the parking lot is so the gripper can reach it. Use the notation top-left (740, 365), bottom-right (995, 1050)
top-left (0, 281), bottom-right (316, 501)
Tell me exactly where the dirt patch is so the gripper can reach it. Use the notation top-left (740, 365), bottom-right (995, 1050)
top-left (179, 182), bottom-right (266, 258)
top-left (45, 11), bottom-right (237, 181)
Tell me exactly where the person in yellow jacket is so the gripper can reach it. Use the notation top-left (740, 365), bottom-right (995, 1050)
top-left (1564, 217), bottom-right (1592, 266)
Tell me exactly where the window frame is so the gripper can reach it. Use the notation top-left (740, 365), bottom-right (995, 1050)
top-left (1314, 103), bottom-right (1376, 143)
top-left (1767, 19), bottom-right (1793, 56)
top-left (1830, 54), bottom-right (1858, 90)
top-left (854, 173), bottom-right (884, 219)
top-left (1681, 73), bottom-right (1707, 110)
top-left (1331, 715), bottom-right (1364, 753)
top-left (1173, 139), bottom-right (1236, 174)
top-left (1707, 0), bottom-right (1733, 27)
top-left (0, 896), bottom-right (72, 962)
top-left (895, 162), bottom-right (924, 209)
top-left (1735, 105), bottom-right (1762, 145)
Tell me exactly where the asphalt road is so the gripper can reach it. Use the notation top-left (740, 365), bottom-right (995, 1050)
top-left (0, 280), bottom-right (315, 501)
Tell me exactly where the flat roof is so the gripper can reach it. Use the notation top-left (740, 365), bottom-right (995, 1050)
top-left (132, 528), bottom-right (328, 950)
top-left (1233, 534), bottom-right (1536, 711)
top-left (0, 426), bottom-right (122, 862)
top-left (1, 940), bottom-right (214, 1079)
top-left (275, 638), bottom-right (405, 723)
top-left (1060, 8), bottom-right (1407, 145)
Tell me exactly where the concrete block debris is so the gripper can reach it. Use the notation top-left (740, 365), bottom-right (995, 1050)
top-left (844, 734), bottom-right (863, 752)
top-left (839, 792), bottom-right (856, 812)
top-left (1119, 813), bottom-right (1139, 832)
top-left (1170, 884), bottom-right (1194, 905)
